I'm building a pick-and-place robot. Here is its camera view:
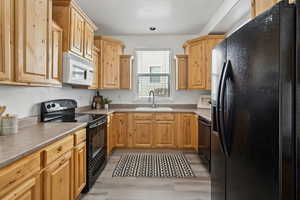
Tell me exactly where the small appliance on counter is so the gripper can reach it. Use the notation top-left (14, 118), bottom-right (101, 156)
top-left (197, 95), bottom-right (211, 109)
top-left (91, 91), bottom-right (103, 110)
top-left (40, 99), bottom-right (107, 193)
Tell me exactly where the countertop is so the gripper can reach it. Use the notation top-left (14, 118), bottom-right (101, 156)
top-left (81, 108), bottom-right (212, 121)
top-left (0, 122), bottom-right (86, 168)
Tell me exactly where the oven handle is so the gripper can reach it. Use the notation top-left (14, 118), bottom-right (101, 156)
top-left (88, 120), bottom-right (107, 129)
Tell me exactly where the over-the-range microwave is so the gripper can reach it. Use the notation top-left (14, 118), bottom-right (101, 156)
top-left (63, 52), bottom-right (94, 86)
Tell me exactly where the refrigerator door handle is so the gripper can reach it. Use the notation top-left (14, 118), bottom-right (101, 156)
top-left (219, 60), bottom-right (232, 156)
top-left (216, 61), bottom-right (228, 156)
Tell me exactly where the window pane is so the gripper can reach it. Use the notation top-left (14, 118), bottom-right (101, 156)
top-left (136, 50), bottom-right (170, 98)
top-left (137, 74), bottom-right (169, 97)
top-left (150, 66), bottom-right (161, 83)
top-left (136, 51), bottom-right (170, 73)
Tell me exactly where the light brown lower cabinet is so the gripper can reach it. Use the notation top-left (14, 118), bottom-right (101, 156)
top-left (1, 176), bottom-right (40, 200)
top-left (153, 121), bottom-right (176, 148)
top-left (0, 129), bottom-right (86, 200)
top-left (74, 142), bottom-right (87, 198)
top-left (113, 113), bottom-right (128, 147)
top-left (180, 114), bottom-right (195, 148)
top-left (107, 113), bottom-right (198, 153)
top-left (132, 120), bottom-right (153, 148)
top-left (177, 114), bottom-right (198, 149)
top-left (44, 151), bottom-right (74, 200)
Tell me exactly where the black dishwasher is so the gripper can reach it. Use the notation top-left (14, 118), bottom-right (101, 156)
top-left (198, 116), bottom-right (212, 171)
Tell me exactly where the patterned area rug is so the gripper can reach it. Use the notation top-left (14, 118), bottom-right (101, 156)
top-left (112, 153), bottom-right (195, 178)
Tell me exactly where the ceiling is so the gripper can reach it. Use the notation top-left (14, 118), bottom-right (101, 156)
top-left (212, 0), bottom-right (251, 34)
top-left (77, 0), bottom-right (224, 35)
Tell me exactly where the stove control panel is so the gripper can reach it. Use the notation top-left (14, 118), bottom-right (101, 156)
top-left (41, 99), bottom-right (77, 113)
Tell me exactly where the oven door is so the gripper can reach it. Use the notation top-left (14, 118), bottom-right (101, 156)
top-left (88, 119), bottom-right (107, 158)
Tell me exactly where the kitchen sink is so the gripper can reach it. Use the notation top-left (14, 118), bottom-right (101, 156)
top-left (135, 107), bottom-right (173, 111)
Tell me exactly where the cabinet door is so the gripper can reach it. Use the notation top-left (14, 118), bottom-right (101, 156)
top-left (251, 0), bottom-right (279, 17)
top-left (175, 55), bottom-right (188, 90)
top-left (90, 48), bottom-right (99, 89)
top-left (84, 23), bottom-right (94, 61)
top-left (70, 8), bottom-right (84, 56)
top-left (2, 177), bottom-right (40, 200)
top-left (205, 39), bottom-right (223, 90)
top-left (49, 22), bottom-right (62, 85)
top-left (74, 143), bottom-right (86, 198)
top-left (120, 56), bottom-right (132, 89)
top-left (44, 151), bottom-right (73, 200)
top-left (154, 121), bottom-right (176, 148)
top-left (188, 42), bottom-right (206, 89)
top-left (102, 41), bottom-right (120, 89)
top-left (133, 120), bottom-right (153, 148)
top-left (0, 0), bottom-right (12, 81)
top-left (114, 114), bottom-right (128, 147)
top-left (181, 114), bottom-right (194, 148)
top-left (15, 0), bottom-right (52, 84)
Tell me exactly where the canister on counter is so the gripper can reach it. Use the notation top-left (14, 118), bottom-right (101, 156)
top-left (0, 114), bottom-right (18, 136)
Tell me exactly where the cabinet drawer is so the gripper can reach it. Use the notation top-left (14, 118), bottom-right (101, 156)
top-left (74, 129), bottom-right (86, 145)
top-left (0, 152), bottom-right (40, 196)
top-left (134, 113), bottom-right (153, 120)
top-left (155, 113), bottom-right (175, 121)
top-left (43, 135), bottom-right (74, 166)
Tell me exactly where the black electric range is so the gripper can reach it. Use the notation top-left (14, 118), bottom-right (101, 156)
top-left (40, 99), bottom-right (107, 193)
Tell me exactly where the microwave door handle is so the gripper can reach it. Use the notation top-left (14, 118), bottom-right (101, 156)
top-left (84, 70), bottom-right (87, 80)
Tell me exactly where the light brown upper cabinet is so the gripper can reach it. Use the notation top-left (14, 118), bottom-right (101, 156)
top-left (84, 23), bottom-right (94, 61)
top-left (53, 0), bottom-right (97, 61)
top-left (120, 55), bottom-right (133, 89)
top-left (175, 55), bottom-right (188, 90)
top-left (94, 36), bottom-right (125, 89)
top-left (89, 46), bottom-right (100, 89)
top-left (49, 21), bottom-right (63, 85)
top-left (0, 0), bottom-right (13, 82)
top-left (251, 0), bottom-right (280, 18)
top-left (183, 35), bottom-right (225, 90)
top-left (70, 8), bottom-right (85, 56)
top-left (15, 0), bottom-right (52, 84)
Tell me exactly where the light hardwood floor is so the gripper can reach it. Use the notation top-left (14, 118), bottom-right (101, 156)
top-left (81, 150), bottom-right (211, 200)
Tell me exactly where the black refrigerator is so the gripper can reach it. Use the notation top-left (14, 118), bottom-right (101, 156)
top-left (211, 1), bottom-right (298, 200)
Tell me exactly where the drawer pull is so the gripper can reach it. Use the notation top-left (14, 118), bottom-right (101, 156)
top-left (57, 146), bottom-right (63, 152)
top-left (59, 158), bottom-right (66, 166)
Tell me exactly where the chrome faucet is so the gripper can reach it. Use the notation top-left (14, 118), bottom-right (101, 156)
top-left (149, 90), bottom-right (156, 108)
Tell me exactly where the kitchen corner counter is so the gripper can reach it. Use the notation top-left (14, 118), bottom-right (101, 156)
top-left (0, 122), bottom-right (87, 168)
top-left (81, 108), bottom-right (212, 122)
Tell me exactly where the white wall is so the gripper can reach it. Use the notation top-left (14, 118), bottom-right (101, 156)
top-left (0, 85), bottom-right (94, 118)
top-left (99, 34), bottom-right (210, 105)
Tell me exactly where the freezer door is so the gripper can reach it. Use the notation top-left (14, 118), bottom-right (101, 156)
top-left (226, 2), bottom-right (295, 200)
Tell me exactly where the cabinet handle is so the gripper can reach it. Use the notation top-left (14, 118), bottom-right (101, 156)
top-left (59, 158), bottom-right (66, 166)
top-left (57, 146), bottom-right (63, 152)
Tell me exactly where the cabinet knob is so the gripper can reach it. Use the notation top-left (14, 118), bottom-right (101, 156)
top-left (57, 146), bottom-right (63, 152)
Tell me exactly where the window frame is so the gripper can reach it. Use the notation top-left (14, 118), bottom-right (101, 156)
top-left (134, 49), bottom-right (173, 102)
